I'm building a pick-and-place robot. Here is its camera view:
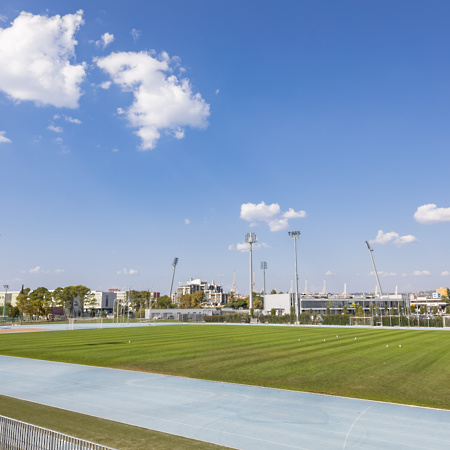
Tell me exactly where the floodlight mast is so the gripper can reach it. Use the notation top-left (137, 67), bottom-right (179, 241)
top-left (169, 257), bottom-right (179, 300)
top-left (288, 231), bottom-right (301, 323)
top-left (366, 241), bottom-right (383, 297)
top-left (261, 261), bottom-right (267, 296)
top-left (245, 233), bottom-right (257, 310)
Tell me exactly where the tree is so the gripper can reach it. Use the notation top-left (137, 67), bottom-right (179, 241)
top-left (16, 286), bottom-right (31, 317)
top-left (53, 285), bottom-right (93, 316)
top-left (270, 289), bottom-right (277, 295)
top-left (29, 287), bottom-right (53, 317)
top-left (226, 296), bottom-right (248, 309)
top-left (252, 292), bottom-right (263, 310)
top-left (178, 291), bottom-right (204, 309)
top-left (156, 295), bottom-right (174, 309)
top-left (8, 306), bottom-right (20, 318)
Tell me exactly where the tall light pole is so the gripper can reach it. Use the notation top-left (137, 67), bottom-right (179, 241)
top-left (2, 285), bottom-right (8, 318)
top-left (366, 241), bottom-right (383, 293)
top-left (288, 231), bottom-right (301, 322)
top-left (261, 262), bottom-right (267, 295)
top-left (366, 241), bottom-right (383, 320)
top-left (169, 257), bottom-right (178, 301)
top-left (245, 233), bottom-right (257, 311)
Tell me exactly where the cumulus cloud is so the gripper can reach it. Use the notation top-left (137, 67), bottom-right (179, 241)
top-left (99, 81), bottom-right (111, 90)
top-left (185, 218), bottom-right (190, 225)
top-left (0, 131), bottom-right (11, 143)
top-left (240, 202), bottom-right (306, 232)
top-left (116, 268), bottom-right (138, 275)
top-left (369, 229), bottom-right (417, 246)
top-left (95, 32), bottom-right (114, 49)
top-left (371, 271), bottom-right (397, 277)
top-left (95, 51), bottom-right (210, 150)
top-left (414, 204), bottom-right (450, 224)
top-left (441, 271), bottom-right (450, 276)
top-left (402, 270), bottom-right (431, 277)
top-left (0, 10), bottom-right (86, 108)
top-left (411, 270), bottom-right (432, 277)
top-left (26, 266), bottom-right (64, 274)
top-left (130, 28), bottom-right (141, 42)
top-left (48, 123), bottom-right (63, 133)
top-left (325, 270), bottom-right (335, 276)
top-left (63, 115), bottom-right (81, 124)
top-left (228, 242), bottom-right (269, 252)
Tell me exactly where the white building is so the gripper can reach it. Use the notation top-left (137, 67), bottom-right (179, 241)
top-left (174, 278), bottom-right (228, 306)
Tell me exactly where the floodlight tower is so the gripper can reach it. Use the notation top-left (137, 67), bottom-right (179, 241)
top-left (366, 241), bottom-right (382, 297)
top-left (288, 231), bottom-right (301, 322)
top-left (2, 285), bottom-right (8, 318)
top-left (245, 232), bottom-right (257, 310)
top-left (261, 261), bottom-right (267, 295)
top-left (169, 257), bottom-right (179, 300)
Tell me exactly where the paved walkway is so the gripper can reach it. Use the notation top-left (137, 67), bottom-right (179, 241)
top-left (1, 355), bottom-right (449, 449)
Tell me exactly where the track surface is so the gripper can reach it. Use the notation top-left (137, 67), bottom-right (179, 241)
top-left (0, 354), bottom-right (449, 449)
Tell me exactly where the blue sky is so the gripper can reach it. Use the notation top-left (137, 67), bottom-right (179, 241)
top-left (1, 0), bottom-right (450, 295)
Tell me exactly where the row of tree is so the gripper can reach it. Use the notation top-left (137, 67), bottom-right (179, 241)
top-left (9, 285), bottom-right (95, 318)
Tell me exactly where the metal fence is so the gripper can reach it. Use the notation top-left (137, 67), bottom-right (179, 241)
top-left (0, 415), bottom-right (116, 450)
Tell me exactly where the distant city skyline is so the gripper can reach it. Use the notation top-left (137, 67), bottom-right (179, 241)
top-left (1, 1), bottom-right (450, 294)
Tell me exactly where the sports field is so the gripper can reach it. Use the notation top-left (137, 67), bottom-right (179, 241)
top-left (1, 324), bottom-right (449, 410)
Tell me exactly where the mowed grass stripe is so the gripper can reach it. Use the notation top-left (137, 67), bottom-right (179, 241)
top-left (0, 395), bottom-right (228, 450)
top-left (1, 324), bottom-right (449, 409)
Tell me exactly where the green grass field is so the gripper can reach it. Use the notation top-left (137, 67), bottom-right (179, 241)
top-left (0, 394), bottom-right (226, 450)
top-left (1, 324), bottom-right (450, 410)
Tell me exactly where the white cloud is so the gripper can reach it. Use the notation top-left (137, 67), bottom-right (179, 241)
top-left (215, 89), bottom-right (220, 94)
top-left (441, 271), bottom-right (450, 276)
top-left (0, 10), bottom-right (86, 108)
top-left (99, 81), bottom-right (111, 90)
top-left (412, 270), bottom-right (431, 276)
top-left (130, 28), bottom-right (141, 42)
top-left (414, 204), bottom-right (450, 224)
top-left (240, 202), bottom-right (306, 232)
top-left (48, 124), bottom-right (63, 133)
top-left (112, 148), bottom-right (119, 153)
top-left (96, 32), bottom-right (114, 49)
top-left (185, 218), bottom-right (190, 225)
top-left (26, 266), bottom-right (63, 274)
top-left (369, 229), bottom-right (417, 246)
top-left (0, 15), bottom-right (7, 23)
top-left (0, 131), bottom-right (11, 143)
top-left (95, 51), bottom-right (210, 150)
top-left (116, 268), bottom-right (138, 275)
top-left (63, 115), bottom-right (81, 124)
top-left (325, 270), bottom-right (335, 276)
top-left (372, 271), bottom-right (397, 277)
top-left (229, 242), bottom-right (269, 252)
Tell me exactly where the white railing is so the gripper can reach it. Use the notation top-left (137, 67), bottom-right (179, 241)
top-left (0, 415), bottom-right (116, 450)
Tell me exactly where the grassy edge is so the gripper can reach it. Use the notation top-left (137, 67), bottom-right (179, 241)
top-left (0, 394), bottom-right (228, 450)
